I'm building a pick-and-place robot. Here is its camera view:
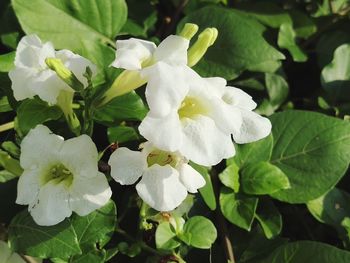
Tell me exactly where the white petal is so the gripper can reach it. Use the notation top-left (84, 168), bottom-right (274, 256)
top-left (7, 253), bottom-right (26, 263)
top-left (139, 111), bottom-right (183, 152)
top-left (178, 163), bottom-right (206, 193)
top-left (180, 116), bottom-right (235, 166)
top-left (109, 147), bottom-right (147, 185)
top-left (142, 62), bottom-right (188, 117)
top-left (153, 35), bottom-right (189, 65)
top-left (232, 110), bottom-right (272, 144)
top-left (32, 70), bottom-right (69, 104)
top-left (0, 241), bottom-right (11, 263)
top-left (20, 125), bottom-right (63, 170)
top-left (223, 87), bottom-right (257, 110)
top-left (111, 38), bottom-right (156, 70)
top-left (16, 169), bottom-right (41, 205)
top-left (59, 135), bottom-right (99, 178)
top-left (29, 181), bottom-right (72, 226)
top-left (136, 164), bottom-right (187, 211)
top-left (56, 50), bottom-right (97, 88)
top-left (9, 67), bottom-right (36, 101)
top-left (68, 172), bottom-right (112, 216)
top-left (15, 35), bottom-right (55, 69)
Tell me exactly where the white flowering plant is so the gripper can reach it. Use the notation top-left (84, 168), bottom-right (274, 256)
top-left (1, 1), bottom-right (350, 263)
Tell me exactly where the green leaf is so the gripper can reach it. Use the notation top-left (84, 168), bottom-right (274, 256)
top-left (241, 161), bottom-right (290, 195)
top-left (255, 241), bottom-right (350, 263)
top-left (155, 222), bottom-right (180, 251)
top-left (190, 162), bottom-right (216, 210)
top-left (8, 210), bottom-right (82, 259)
top-left (70, 200), bottom-right (117, 251)
top-left (180, 216), bottom-right (217, 249)
top-left (321, 44), bottom-right (350, 102)
top-left (179, 6), bottom-right (284, 80)
top-left (307, 187), bottom-right (350, 243)
top-left (0, 51), bottom-right (15, 72)
top-left (0, 149), bottom-right (22, 176)
top-left (16, 99), bottom-right (62, 134)
top-left (220, 187), bottom-right (258, 231)
top-left (269, 110), bottom-right (350, 203)
top-left (218, 163), bottom-right (240, 192)
top-left (0, 96), bottom-right (12, 112)
top-left (107, 126), bottom-right (139, 144)
top-left (12, 0), bottom-right (127, 51)
top-left (70, 249), bottom-right (106, 263)
top-left (265, 73), bottom-right (289, 107)
top-left (290, 10), bottom-right (317, 38)
top-left (255, 198), bottom-right (282, 239)
top-left (94, 92), bottom-right (147, 126)
top-left (278, 23), bottom-right (307, 62)
top-left (0, 169), bottom-right (17, 183)
top-left (230, 134), bottom-right (273, 168)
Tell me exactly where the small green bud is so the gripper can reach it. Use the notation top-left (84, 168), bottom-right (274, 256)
top-left (179, 23), bottom-right (199, 40)
top-left (45, 58), bottom-right (84, 91)
top-left (187, 27), bottom-right (219, 67)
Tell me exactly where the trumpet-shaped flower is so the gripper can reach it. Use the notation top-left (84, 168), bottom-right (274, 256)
top-left (108, 142), bottom-right (205, 211)
top-left (139, 66), bottom-right (272, 166)
top-left (102, 35), bottom-right (190, 104)
top-left (16, 125), bottom-right (112, 226)
top-left (0, 241), bottom-right (25, 263)
top-left (9, 34), bottom-right (96, 104)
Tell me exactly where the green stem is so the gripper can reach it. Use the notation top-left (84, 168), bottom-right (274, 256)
top-left (0, 121), bottom-right (14, 133)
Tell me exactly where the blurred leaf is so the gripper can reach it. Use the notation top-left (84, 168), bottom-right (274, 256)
top-left (290, 10), bottom-right (317, 38)
top-left (220, 187), bottom-right (258, 231)
top-left (219, 163), bottom-right (240, 192)
top-left (12, 0), bottom-right (127, 51)
top-left (255, 241), bottom-right (350, 263)
top-left (94, 92), bottom-right (147, 126)
top-left (155, 222), bottom-right (180, 251)
top-left (107, 126), bottom-right (139, 144)
top-left (265, 73), bottom-right (289, 107)
top-left (321, 44), bottom-right (350, 102)
top-left (0, 149), bottom-right (22, 176)
top-left (255, 198), bottom-right (282, 239)
top-left (0, 52), bottom-right (15, 72)
top-left (241, 161), bottom-right (290, 195)
top-left (179, 6), bottom-right (285, 80)
top-left (9, 210), bottom-right (81, 259)
top-left (190, 163), bottom-right (216, 210)
top-left (0, 169), bottom-right (17, 183)
top-left (16, 99), bottom-right (62, 134)
top-left (180, 216), bottom-right (217, 249)
top-left (269, 110), bottom-right (350, 203)
top-left (0, 96), bottom-right (12, 112)
top-left (278, 23), bottom-right (307, 62)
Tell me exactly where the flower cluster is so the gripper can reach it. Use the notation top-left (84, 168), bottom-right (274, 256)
top-left (10, 25), bottom-right (271, 226)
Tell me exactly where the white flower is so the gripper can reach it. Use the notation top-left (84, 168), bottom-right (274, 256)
top-left (103, 35), bottom-right (189, 103)
top-left (108, 142), bottom-right (205, 211)
top-left (139, 67), bottom-right (272, 166)
top-left (0, 241), bottom-right (25, 263)
top-left (9, 34), bottom-right (96, 104)
top-left (16, 125), bottom-right (112, 226)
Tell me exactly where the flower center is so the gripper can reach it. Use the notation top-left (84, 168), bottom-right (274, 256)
top-left (178, 96), bottom-right (208, 119)
top-left (41, 164), bottom-right (74, 187)
top-left (147, 150), bottom-right (181, 168)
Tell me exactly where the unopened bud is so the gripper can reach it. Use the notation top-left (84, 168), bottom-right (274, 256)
top-left (187, 27), bottom-right (218, 67)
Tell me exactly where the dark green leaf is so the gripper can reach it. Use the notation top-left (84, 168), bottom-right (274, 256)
top-left (255, 198), bottom-right (282, 239)
top-left (241, 161), bottom-right (290, 195)
top-left (220, 187), bottom-right (258, 231)
top-left (270, 110), bottom-right (350, 203)
top-left (107, 126), bottom-right (139, 144)
top-left (16, 99), bottom-right (62, 134)
top-left (8, 210), bottom-right (81, 259)
top-left (179, 6), bottom-right (284, 80)
top-left (180, 216), bottom-right (217, 249)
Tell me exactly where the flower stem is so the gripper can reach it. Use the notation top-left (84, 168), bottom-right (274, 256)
top-left (0, 121), bottom-right (14, 133)
top-left (211, 168), bottom-right (236, 263)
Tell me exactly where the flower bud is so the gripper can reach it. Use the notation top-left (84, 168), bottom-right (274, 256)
top-left (179, 23), bottom-right (199, 41)
top-left (45, 57), bottom-right (84, 91)
top-left (187, 27), bottom-right (218, 67)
